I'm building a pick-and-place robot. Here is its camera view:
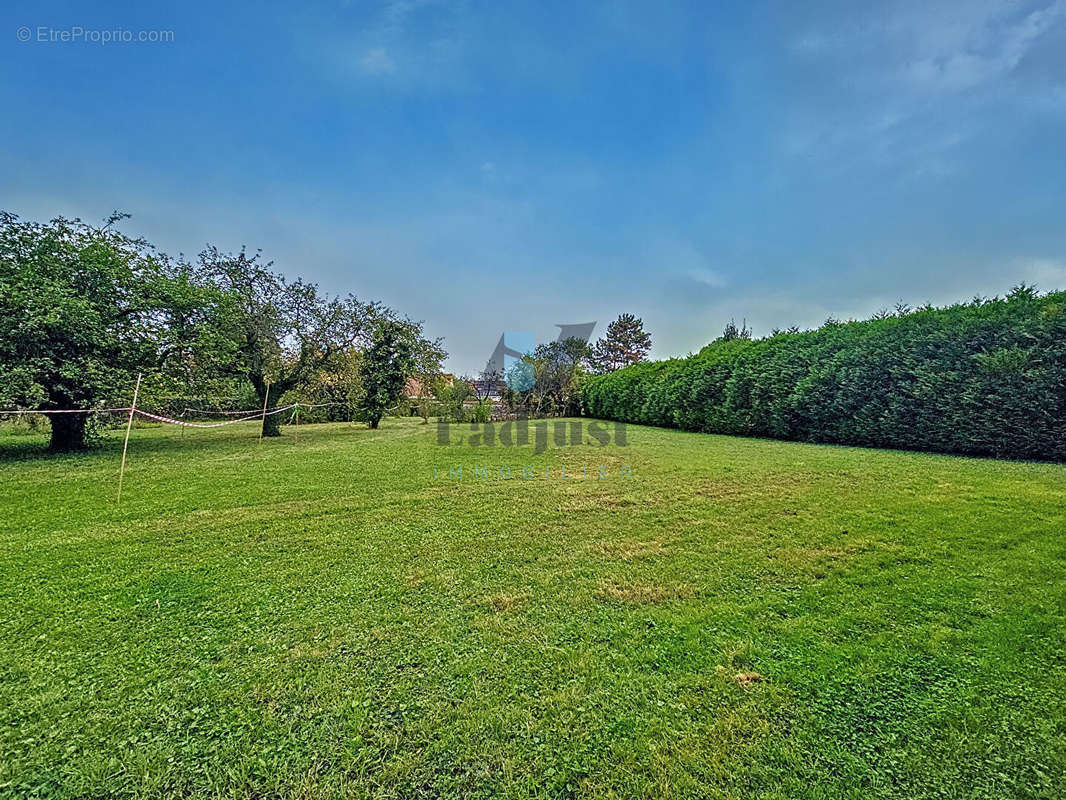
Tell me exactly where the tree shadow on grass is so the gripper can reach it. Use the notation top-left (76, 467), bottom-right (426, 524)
top-left (0, 421), bottom-right (370, 465)
top-left (0, 432), bottom-right (122, 464)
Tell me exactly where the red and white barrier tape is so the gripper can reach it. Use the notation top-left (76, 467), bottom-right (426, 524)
top-left (0, 407), bottom-right (131, 415)
top-left (180, 400), bottom-right (349, 417)
top-left (3, 399), bottom-right (392, 422)
top-left (135, 404), bottom-right (297, 428)
top-left (181, 407), bottom-right (263, 417)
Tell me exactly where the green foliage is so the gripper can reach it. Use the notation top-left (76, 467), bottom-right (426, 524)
top-left (503, 337), bottom-right (591, 417)
top-left (0, 212), bottom-right (447, 445)
top-left (582, 287), bottom-right (1066, 460)
top-left (358, 319), bottom-right (418, 428)
top-left (591, 313), bottom-right (652, 372)
top-left (717, 317), bottom-right (752, 342)
top-left (201, 246), bottom-right (382, 437)
top-left (0, 213), bottom-right (231, 450)
top-left (470, 399), bottom-right (491, 423)
top-left (409, 330), bottom-right (448, 423)
top-left (435, 379), bottom-right (474, 422)
top-left (290, 347), bottom-right (364, 423)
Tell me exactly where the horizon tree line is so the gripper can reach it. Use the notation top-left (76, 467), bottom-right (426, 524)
top-left (0, 212), bottom-right (444, 450)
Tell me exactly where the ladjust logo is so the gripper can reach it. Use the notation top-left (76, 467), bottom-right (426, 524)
top-left (437, 418), bottom-right (627, 453)
top-left (485, 323), bottom-right (596, 391)
top-left (436, 320), bottom-right (619, 450)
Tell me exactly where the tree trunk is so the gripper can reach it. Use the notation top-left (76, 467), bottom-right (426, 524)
top-left (49, 413), bottom-right (88, 452)
top-left (253, 380), bottom-right (285, 437)
top-left (261, 410), bottom-right (282, 437)
top-left (369, 416), bottom-right (380, 429)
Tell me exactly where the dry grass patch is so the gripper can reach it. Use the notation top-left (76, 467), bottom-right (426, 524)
top-left (592, 537), bottom-right (667, 560)
top-left (733, 671), bottom-right (764, 688)
top-left (405, 569), bottom-right (428, 588)
top-left (768, 536), bottom-right (901, 577)
top-left (596, 579), bottom-right (694, 605)
top-left (484, 592), bottom-right (526, 612)
top-left (715, 665), bottom-right (765, 687)
top-left (559, 493), bottom-right (647, 512)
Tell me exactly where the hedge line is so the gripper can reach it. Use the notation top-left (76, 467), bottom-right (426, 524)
top-left (581, 287), bottom-right (1066, 461)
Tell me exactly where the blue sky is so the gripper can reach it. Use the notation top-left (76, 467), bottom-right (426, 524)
top-left (3, 0), bottom-right (1065, 372)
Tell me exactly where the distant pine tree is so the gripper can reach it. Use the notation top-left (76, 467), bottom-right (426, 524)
top-left (591, 314), bottom-right (652, 373)
top-left (718, 318), bottom-right (752, 341)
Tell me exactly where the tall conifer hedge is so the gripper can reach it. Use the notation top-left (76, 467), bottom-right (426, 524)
top-left (581, 287), bottom-right (1066, 460)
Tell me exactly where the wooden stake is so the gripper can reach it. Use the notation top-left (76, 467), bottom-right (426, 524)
top-left (117, 372), bottom-right (142, 504)
top-left (258, 382), bottom-right (270, 444)
top-left (294, 402), bottom-right (299, 443)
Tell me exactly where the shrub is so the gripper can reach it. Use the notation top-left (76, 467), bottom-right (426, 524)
top-left (581, 287), bottom-right (1066, 461)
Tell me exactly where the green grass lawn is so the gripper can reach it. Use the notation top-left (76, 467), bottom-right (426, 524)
top-left (1, 418), bottom-right (1064, 799)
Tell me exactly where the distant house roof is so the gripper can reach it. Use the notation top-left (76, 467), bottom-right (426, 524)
top-left (470, 377), bottom-right (505, 399)
top-left (404, 377), bottom-right (425, 398)
top-left (405, 374), bottom-right (455, 399)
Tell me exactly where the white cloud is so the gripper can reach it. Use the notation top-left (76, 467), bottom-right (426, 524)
top-left (359, 47), bottom-right (396, 75)
top-left (686, 267), bottom-right (728, 290)
top-left (319, 0), bottom-right (475, 90)
top-left (780, 0), bottom-right (1066, 174)
top-left (900, 0), bottom-right (1065, 94)
top-left (1017, 258), bottom-right (1066, 289)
